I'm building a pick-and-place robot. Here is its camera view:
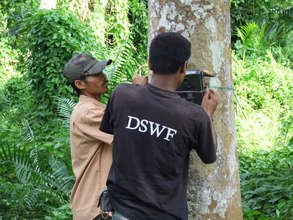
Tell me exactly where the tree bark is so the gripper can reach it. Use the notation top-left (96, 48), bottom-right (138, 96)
top-left (148, 1), bottom-right (243, 219)
top-left (40, 0), bottom-right (57, 9)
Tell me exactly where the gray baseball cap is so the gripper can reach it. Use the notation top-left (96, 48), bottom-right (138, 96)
top-left (63, 53), bottom-right (112, 84)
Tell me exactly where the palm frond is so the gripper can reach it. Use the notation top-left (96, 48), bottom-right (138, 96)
top-left (23, 184), bottom-right (40, 210)
top-left (101, 35), bottom-right (144, 103)
top-left (14, 148), bottom-right (33, 184)
top-left (0, 89), bottom-right (10, 111)
top-left (108, 36), bottom-right (140, 87)
top-left (254, 6), bottom-right (293, 46)
top-left (55, 97), bottom-right (76, 127)
top-left (22, 119), bottom-right (35, 143)
top-left (236, 23), bottom-right (259, 45)
top-left (0, 141), bottom-right (73, 209)
top-left (105, 35), bottom-right (131, 78)
top-left (49, 157), bottom-right (74, 195)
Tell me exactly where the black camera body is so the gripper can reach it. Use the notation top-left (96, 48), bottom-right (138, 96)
top-left (176, 70), bottom-right (214, 105)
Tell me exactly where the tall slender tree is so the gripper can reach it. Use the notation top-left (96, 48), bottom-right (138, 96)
top-left (148, 1), bottom-right (243, 219)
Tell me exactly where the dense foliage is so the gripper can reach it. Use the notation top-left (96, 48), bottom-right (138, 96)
top-left (0, 0), bottom-right (148, 219)
top-left (231, 1), bottom-right (293, 218)
top-left (0, 0), bottom-right (292, 219)
top-left (239, 145), bottom-right (293, 219)
top-left (18, 9), bottom-right (100, 122)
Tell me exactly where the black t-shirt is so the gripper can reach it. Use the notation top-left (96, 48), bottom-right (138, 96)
top-left (100, 83), bottom-right (216, 220)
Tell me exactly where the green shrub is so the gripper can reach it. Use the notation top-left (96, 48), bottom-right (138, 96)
top-left (0, 1), bottom-right (148, 219)
top-left (231, 1), bottom-right (293, 66)
top-left (239, 144), bottom-right (293, 219)
top-left (233, 18), bottom-right (293, 219)
top-left (0, 0), bottom-right (39, 31)
top-left (233, 50), bottom-right (293, 148)
top-left (17, 9), bottom-right (102, 121)
top-left (231, 0), bottom-right (293, 34)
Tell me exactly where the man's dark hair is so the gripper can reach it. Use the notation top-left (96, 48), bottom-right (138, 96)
top-left (149, 32), bottom-right (191, 75)
top-left (70, 75), bottom-right (86, 96)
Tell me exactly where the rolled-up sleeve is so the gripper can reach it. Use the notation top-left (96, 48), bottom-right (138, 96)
top-left (77, 107), bottom-right (113, 145)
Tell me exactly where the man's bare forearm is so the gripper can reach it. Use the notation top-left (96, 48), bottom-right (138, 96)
top-left (201, 88), bottom-right (218, 151)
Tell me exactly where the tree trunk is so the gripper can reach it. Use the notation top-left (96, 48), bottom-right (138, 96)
top-left (40, 0), bottom-right (57, 9)
top-left (148, 1), bottom-right (243, 219)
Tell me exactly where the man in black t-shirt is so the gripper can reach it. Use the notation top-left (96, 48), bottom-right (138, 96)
top-left (100, 32), bottom-right (218, 220)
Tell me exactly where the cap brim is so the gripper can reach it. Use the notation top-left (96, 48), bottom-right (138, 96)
top-left (86, 59), bottom-right (112, 75)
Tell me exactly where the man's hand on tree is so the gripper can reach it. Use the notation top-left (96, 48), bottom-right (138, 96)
top-left (132, 75), bottom-right (148, 85)
top-left (201, 88), bottom-right (219, 119)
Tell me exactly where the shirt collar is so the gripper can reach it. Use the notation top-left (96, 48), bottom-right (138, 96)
top-left (79, 95), bottom-right (106, 108)
top-left (146, 83), bottom-right (179, 98)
